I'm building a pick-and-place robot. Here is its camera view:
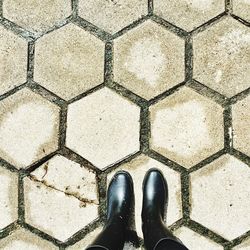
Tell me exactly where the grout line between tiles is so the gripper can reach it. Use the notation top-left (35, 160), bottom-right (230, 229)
top-left (139, 105), bottom-right (150, 153)
top-left (71, 0), bottom-right (79, 18)
top-left (181, 172), bottom-right (190, 221)
top-left (148, 0), bottom-right (153, 16)
top-left (185, 34), bottom-right (193, 81)
top-left (104, 40), bottom-right (114, 83)
top-left (231, 13), bottom-right (250, 27)
top-left (17, 171), bottom-right (25, 223)
top-left (58, 105), bottom-right (68, 149)
top-left (0, 222), bottom-right (18, 240)
top-left (225, 0), bottom-right (233, 14)
top-left (224, 105), bottom-right (233, 153)
top-left (27, 40), bottom-right (35, 81)
top-left (0, 0), bottom-right (2, 18)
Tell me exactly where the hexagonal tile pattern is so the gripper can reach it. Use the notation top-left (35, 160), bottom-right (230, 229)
top-left (193, 17), bottom-right (250, 97)
top-left (154, 0), bottom-right (225, 31)
top-left (1, 1), bottom-right (250, 248)
top-left (3, 0), bottom-right (71, 35)
top-left (114, 20), bottom-right (185, 100)
top-left (24, 155), bottom-right (99, 241)
top-left (107, 155), bottom-right (182, 238)
top-left (78, 0), bottom-right (148, 34)
top-left (174, 227), bottom-right (223, 250)
top-left (0, 228), bottom-right (57, 250)
top-left (232, 95), bottom-right (250, 157)
top-left (0, 167), bottom-right (18, 229)
top-left (233, 0), bottom-right (250, 23)
top-left (0, 26), bottom-right (27, 96)
top-left (190, 155), bottom-right (250, 240)
top-left (66, 87), bottom-right (140, 170)
top-left (233, 237), bottom-right (250, 250)
top-left (0, 88), bottom-right (59, 169)
top-left (34, 23), bottom-right (105, 100)
top-left (150, 87), bottom-right (224, 168)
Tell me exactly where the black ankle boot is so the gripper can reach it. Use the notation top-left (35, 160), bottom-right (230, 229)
top-left (142, 168), bottom-right (188, 250)
top-left (86, 171), bottom-right (134, 250)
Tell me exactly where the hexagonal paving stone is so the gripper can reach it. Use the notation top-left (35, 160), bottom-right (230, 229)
top-left (78, 0), bottom-right (147, 34)
top-left (154, 0), bottom-right (225, 31)
top-left (0, 26), bottom-right (27, 96)
top-left (233, 0), bottom-right (250, 23)
top-left (114, 20), bottom-right (185, 100)
top-left (34, 23), bottom-right (105, 100)
top-left (3, 0), bottom-right (71, 35)
top-left (233, 237), bottom-right (250, 250)
top-left (107, 155), bottom-right (182, 238)
top-left (193, 17), bottom-right (250, 97)
top-left (232, 95), bottom-right (250, 157)
top-left (0, 227), bottom-right (57, 250)
top-left (66, 87), bottom-right (140, 170)
top-left (0, 167), bottom-right (18, 229)
top-left (24, 155), bottom-right (99, 242)
top-left (174, 226), bottom-right (223, 250)
top-left (150, 87), bottom-right (224, 168)
top-left (0, 88), bottom-right (59, 169)
top-left (190, 154), bottom-right (250, 240)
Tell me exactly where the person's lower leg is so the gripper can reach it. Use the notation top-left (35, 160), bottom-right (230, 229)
top-left (142, 213), bottom-right (185, 250)
top-left (155, 238), bottom-right (188, 250)
top-left (142, 169), bottom-right (188, 250)
top-left (86, 217), bottom-right (125, 250)
top-left (86, 171), bottom-right (134, 250)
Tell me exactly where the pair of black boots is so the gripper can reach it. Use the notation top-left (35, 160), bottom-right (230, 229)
top-left (86, 169), bottom-right (188, 250)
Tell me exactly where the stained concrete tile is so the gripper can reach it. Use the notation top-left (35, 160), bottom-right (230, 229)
top-left (150, 87), bottom-right (224, 168)
top-left (114, 20), bottom-right (185, 100)
top-left (78, 0), bottom-right (148, 34)
top-left (0, 26), bottom-right (27, 96)
top-left (0, 167), bottom-right (18, 230)
top-left (232, 95), bottom-right (250, 157)
top-left (0, 228), bottom-right (58, 250)
top-left (154, 0), bottom-right (225, 31)
top-left (233, 0), bottom-right (250, 23)
top-left (66, 87), bottom-right (140, 170)
top-left (190, 154), bottom-right (250, 240)
top-left (3, 0), bottom-right (71, 35)
top-left (24, 155), bottom-right (99, 242)
top-left (175, 227), bottom-right (223, 250)
top-left (193, 17), bottom-right (250, 97)
top-left (0, 88), bottom-right (59, 169)
top-left (34, 23), bottom-right (105, 100)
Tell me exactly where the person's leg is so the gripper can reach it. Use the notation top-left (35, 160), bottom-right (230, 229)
top-left (86, 171), bottom-right (134, 250)
top-left (142, 169), bottom-right (188, 250)
top-left (86, 217), bottom-right (126, 250)
top-left (155, 239), bottom-right (188, 250)
top-left (86, 248), bottom-right (106, 250)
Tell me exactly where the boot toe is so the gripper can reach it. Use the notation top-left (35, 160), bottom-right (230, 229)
top-left (143, 168), bottom-right (168, 198)
top-left (107, 171), bottom-right (134, 222)
top-left (142, 168), bottom-right (168, 221)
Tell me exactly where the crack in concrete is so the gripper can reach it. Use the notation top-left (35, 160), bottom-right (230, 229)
top-left (29, 174), bottom-right (99, 207)
top-left (41, 162), bottom-right (49, 179)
